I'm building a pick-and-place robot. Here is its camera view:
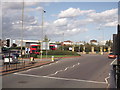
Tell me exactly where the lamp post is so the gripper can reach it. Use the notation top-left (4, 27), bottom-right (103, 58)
top-left (40, 9), bottom-right (46, 60)
top-left (62, 33), bottom-right (64, 51)
top-left (98, 24), bottom-right (104, 55)
top-left (21, 1), bottom-right (24, 65)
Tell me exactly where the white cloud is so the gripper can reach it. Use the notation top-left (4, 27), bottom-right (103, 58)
top-left (104, 21), bottom-right (118, 27)
top-left (58, 8), bottom-right (95, 18)
top-left (87, 8), bottom-right (118, 24)
top-left (53, 18), bottom-right (68, 26)
top-left (36, 7), bottom-right (43, 11)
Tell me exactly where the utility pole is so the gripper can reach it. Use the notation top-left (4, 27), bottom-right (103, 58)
top-left (40, 9), bottom-right (46, 60)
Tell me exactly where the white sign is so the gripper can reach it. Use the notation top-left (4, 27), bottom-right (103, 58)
top-left (42, 42), bottom-right (50, 50)
top-left (69, 47), bottom-right (72, 51)
top-left (25, 48), bottom-right (30, 53)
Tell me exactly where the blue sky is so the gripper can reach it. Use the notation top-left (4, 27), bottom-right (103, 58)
top-left (39, 2), bottom-right (117, 42)
top-left (2, 2), bottom-right (118, 42)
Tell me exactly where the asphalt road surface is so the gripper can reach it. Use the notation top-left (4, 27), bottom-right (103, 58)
top-left (3, 54), bottom-right (114, 88)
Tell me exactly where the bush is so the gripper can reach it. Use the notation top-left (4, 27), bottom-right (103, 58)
top-left (21, 54), bottom-right (37, 58)
top-left (43, 50), bottom-right (80, 56)
top-left (30, 53), bottom-right (37, 58)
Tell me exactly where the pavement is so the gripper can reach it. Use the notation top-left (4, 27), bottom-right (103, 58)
top-left (2, 54), bottom-right (114, 88)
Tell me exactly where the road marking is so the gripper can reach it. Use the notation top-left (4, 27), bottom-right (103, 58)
top-left (110, 59), bottom-right (117, 65)
top-left (105, 76), bottom-right (109, 84)
top-left (17, 61), bottom-right (59, 73)
top-left (47, 62), bottom-right (80, 76)
top-left (105, 73), bottom-right (110, 88)
top-left (14, 73), bottom-right (107, 84)
top-left (65, 67), bottom-right (68, 71)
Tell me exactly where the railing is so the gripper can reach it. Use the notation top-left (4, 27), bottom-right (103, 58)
top-left (109, 65), bottom-right (117, 88)
top-left (2, 59), bottom-right (36, 72)
top-left (109, 64), bottom-right (120, 88)
top-left (1, 57), bottom-right (61, 75)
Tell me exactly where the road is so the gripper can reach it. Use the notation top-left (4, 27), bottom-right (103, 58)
top-left (3, 54), bottom-right (114, 88)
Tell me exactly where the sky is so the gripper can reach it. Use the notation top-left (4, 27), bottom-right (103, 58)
top-left (2, 2), bottom-right (118, 42)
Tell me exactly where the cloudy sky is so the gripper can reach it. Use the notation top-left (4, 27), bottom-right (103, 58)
top-left (2, 2), bottom-right (118, 42)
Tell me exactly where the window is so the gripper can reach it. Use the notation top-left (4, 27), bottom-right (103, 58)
top-left (32, 46), bottom-right (38, 48)
top-left (32, 50), bottom-right (36, 53)
top-left (50, 46), bottom-right (55, 48)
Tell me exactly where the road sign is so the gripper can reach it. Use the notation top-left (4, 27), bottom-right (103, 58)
top-left (25, 48), bottom-right (30, 54)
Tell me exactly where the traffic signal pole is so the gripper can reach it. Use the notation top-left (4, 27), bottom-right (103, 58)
top-left (117, 24), bottom-right (120, 88)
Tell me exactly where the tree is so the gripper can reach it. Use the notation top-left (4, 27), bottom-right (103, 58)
top-left (43, 35), bottom-right (50, 42)
top-left (105, 40), bottom-right (113, 47)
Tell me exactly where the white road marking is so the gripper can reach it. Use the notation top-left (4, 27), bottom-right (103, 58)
top-left (105, 76), bottom-right (109, 84)
top-left (110, 59), bottom-right (117, 65)
top-left (14, 73), bottom-right (107, 84)
top-left (105, 73), bottom-right (110, 88)
top-left (65, 68), bottom-right (68, 71)
top-left (17, 61), bottom-right (59, 73)
top-left (48, 62), bottom-right (80, 76)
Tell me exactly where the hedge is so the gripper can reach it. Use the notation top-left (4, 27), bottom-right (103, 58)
top-left (43, 50), bottom-right (80, 56)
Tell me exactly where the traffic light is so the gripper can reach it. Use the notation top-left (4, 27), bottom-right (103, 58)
top-left (6, 39), bottom-right (10, 47)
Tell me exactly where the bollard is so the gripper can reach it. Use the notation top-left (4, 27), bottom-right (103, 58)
top-left (52, 56), bottom-right (54, 61)
top-left (30, 57), bottom-right (34, 64)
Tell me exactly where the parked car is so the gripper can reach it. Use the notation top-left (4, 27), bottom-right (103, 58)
top-left (2, 53), bottom-right (19, 64)
top-left (108, 53), bottom-right (117, 59)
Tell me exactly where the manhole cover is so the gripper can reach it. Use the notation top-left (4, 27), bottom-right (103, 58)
top-left (18, 81), bottom-right (28, 83)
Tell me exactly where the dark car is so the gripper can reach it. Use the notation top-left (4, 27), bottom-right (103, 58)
top-left (2, 53), bottom-right (19, 64)
top-left (108, 53), bottom-right (117, 59)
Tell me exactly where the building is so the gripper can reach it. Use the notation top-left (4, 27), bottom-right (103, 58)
top-left (90, 40), bottom-right (98, 45)
top-left (75, 41), bottom-right (84, 45)
top-left (62, 40), bottom-right (73, 46)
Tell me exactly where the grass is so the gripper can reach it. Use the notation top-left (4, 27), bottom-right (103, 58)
top-left (37, 55), bottom-right (80, 58)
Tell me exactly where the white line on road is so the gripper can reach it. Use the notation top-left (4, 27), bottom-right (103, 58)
top-left (17, 61), bottom-right (59, 73)
top-left (14, 73), bottom-right (107, 84)
top-left (47, 62), bottom-right (80, 76)
top-left (105, 73), bottom-right (110, 88)
top-left (110, 59), bottom-right (117, 65)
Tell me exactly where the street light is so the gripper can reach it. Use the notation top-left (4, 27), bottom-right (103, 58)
top-left (21, 1), bottom-right (24, 65)
top-left (40, 9), bottom-right (46, 60)
top-left (62, 33), bottom-right (64, 51)
top-left (97, 24), bottom-right (104, 55)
